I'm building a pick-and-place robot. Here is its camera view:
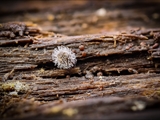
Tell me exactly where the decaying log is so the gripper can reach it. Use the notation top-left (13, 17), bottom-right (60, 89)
top-left (0, 22), bottom-right (159, 81)
top-left (1, 0), bottom-right (160, 119)
top-left (0, 21), bottom-right (160, 120)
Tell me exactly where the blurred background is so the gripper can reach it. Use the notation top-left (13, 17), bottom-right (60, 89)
top-left (0, 0), bottom-right (160, 35)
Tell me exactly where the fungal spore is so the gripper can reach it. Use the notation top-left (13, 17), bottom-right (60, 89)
top-left (52, 46), bottom-right (77, 69)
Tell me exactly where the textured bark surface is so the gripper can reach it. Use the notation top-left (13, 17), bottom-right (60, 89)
top-left (0, 0), bottom-right (160, 120)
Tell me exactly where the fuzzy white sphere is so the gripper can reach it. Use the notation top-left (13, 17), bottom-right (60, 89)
top-left (52, 46), bottom-right (77, 69)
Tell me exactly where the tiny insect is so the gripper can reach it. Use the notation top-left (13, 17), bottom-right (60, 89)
top-left (52, 46), bottom-right (77, 69)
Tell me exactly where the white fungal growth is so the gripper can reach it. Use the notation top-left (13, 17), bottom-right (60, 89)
top-left (52, 46), bottom-right (77, 69)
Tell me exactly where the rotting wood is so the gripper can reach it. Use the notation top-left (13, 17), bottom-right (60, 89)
top-left (0, 22), bottom-right (160, 120)
top-left (0, 22), bottom-right (159, 81)
top-left (0, 0), bottom-right (160, 119)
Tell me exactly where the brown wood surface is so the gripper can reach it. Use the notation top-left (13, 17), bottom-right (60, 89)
top-left (0, 0), bottom-right (160, 120)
